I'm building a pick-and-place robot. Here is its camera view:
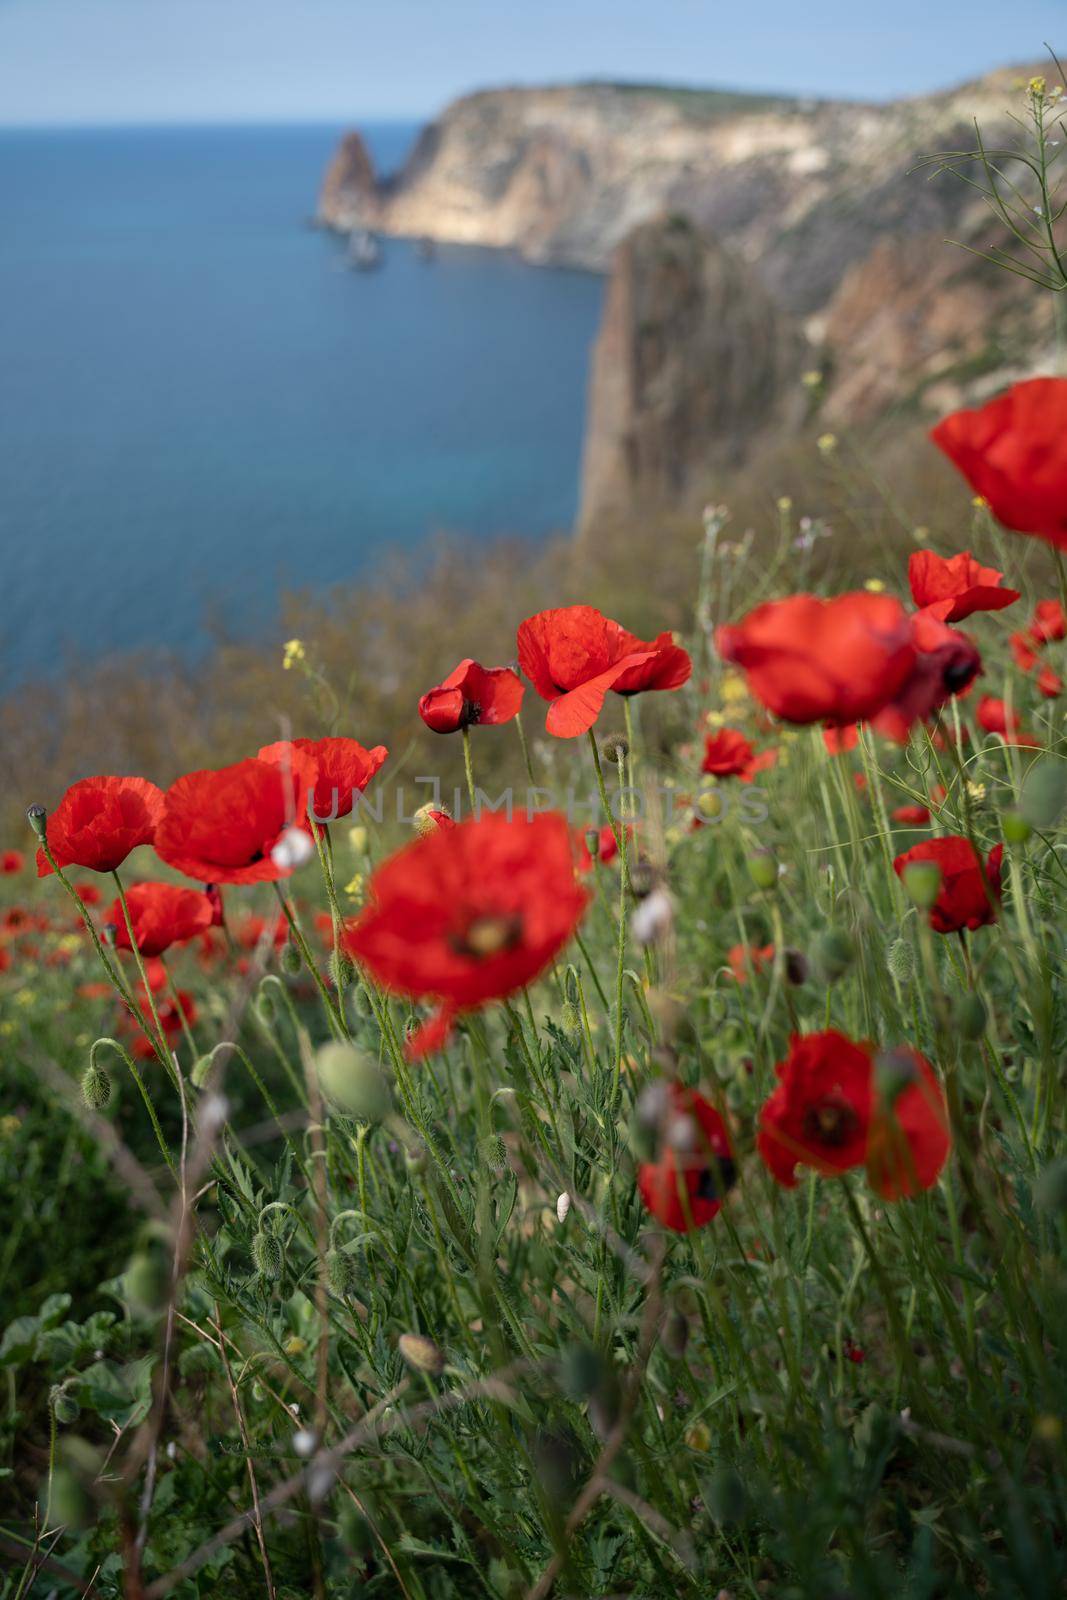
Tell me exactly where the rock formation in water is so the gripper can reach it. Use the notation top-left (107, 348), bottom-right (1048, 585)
top-left (319, 66), bottom-right (1056, 523)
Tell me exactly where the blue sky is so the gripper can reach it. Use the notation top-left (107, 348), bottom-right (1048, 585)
top-left (0, 0), bottom-right (1063, 124)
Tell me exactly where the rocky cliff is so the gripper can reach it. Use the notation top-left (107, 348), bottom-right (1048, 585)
top-left (320, 67), bottom-right (1057, 529)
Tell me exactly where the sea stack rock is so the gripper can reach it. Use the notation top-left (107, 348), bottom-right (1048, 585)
top-left (578, 215), bottom-right (807, 536)
top-left (318, 131), bottom-right (380, 230)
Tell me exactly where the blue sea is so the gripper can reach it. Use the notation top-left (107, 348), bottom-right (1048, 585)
top-left (0, 124), bottom-right (603, 683)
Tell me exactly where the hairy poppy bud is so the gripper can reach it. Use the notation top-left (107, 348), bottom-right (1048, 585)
top-left (480, 1133), bottom-right (509, 1174)
top-left (746, 850), bottom-right (778, 890)
top-left (252, 1230), bottom-right (284, 1280)
top-left (413, 802), bottom-right (452, 836)
top-left (886, 937), bottom-right (915, 984)
top-left (584, 827), bottom-right (601, 859)
top-left (601, 734), bottom-right (629, 766)
top-left (254, 985), bottom-right (277, 1023)
top-left (81, 1062), bottom-right (112, 1110)
top-left (955, 993), bottom-right (987, 1040)
top-left (190, 1054), bottom-right (214, 1089)
top-left (814, 928), bottom-right (854, 983)
top-left (315, 1041), bottom-right (390, 1122)
top-left (50, 1384), bottom-right (80, 1425)
top-left (280, 939), bottom-right (302, 976)
top-left (326, 1248), bottom-right (356, 1296)
top-left (559, 1000), bottom-right (582, 1035)
top-left (329, 949), bottom-right (355, 991)
top-left (26, 804), bottom-right (47, 839)
top-left (398, 1332), bottom-right (444, 1376)
top-left (901, 860), bottom-right (941, 910)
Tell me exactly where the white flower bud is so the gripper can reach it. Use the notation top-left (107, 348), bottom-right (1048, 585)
top-left (556, 1192), bottom-right (571, 1224)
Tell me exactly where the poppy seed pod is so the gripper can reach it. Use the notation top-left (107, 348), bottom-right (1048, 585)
top-left (25, 804), bottom-right (47, 838)
top-left (398, 1333), bottom-right (444, 1376)
top-left (601, 734), bottom-right (629, 766)
top-left (252, 1230), bottom-right (284, 1280)
top-left (81, 1062), bottom-right (112, 1110)
top-left (315, 1041), bottom-right (391, 1123)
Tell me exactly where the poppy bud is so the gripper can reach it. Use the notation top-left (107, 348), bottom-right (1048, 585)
top-left (661, 1309), bottom-right (689, 1359)
top-left (1035, 1156), bottom-right (1067, 1214)
top-left (955, 992), bottom-right (987, 1040)
top-left (326, 1247), bottom-right (357, 1296)
top-left (50, 1384), bottom-right (80, 1425)
top-left (901, 860), bottom-right (942, 910)
top-left (280, 939), bottom-right (302, 975)
top-left (315, 1041), bottom-right (391, 1123)
top-left (1002, 809), bottom-right (1032, 845)
top-left (814, 928), bottom-right (854, 983)
top-left (560, 1000), bottom-right (582, 1035)
top-left (81, 1062), bottom-right (112, 1110)
top-left (480, 1133), bottom-right (509, 1174)
top-left (191, 1054), bottom-right (214, 1089)
top-left (413, 802), bottom-right (452, 836)
top-left (329, 948), bottom-right (355, 990)
top-left (886, 937), bottom-right (915, 985)
top-left (25, 804), bottom-right (47, 839)
top-left (584, 827), bottom-right (601, 858)
top-left (746, 850), bottom-right (778, 890)
top-left (602, 734), bottom-right (629, 766)
top-left (252, 1230), bottom-right (284, 1280)
top-left (398, 1332), bottom-right (444, 1376)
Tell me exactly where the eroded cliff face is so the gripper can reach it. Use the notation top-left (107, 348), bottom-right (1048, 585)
top-left (578, 217), bottom-right (807, 533)
top-left (319, 67), bottom-right (1054, 526)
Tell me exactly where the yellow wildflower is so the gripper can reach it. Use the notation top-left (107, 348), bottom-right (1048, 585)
top-left (282, 638), bottom-right (306, 671)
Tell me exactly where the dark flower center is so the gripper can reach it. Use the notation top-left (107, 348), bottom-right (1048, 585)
top-left (802, 1094), bottom-right (860, 1148)
top-left (452, 913), bottom-right (523, 959)
top-left (694, 1155), bottom-right (737, 1203)
top-left (943, 657), bottom-right (977, 692)
top-left (460, 699), bottom-right (483, 729)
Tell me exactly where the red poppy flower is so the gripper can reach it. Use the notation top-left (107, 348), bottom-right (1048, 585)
top-left (154, 756), bottom-right (315, 886)
top-left (893, 835), bottom-right (1003, 933)
top-left (758, 1030), bottom-right (873, 1188)
top-left (975, 696), bottom-right (1039, 746)
top-left (36, 776), bottom-right (164, 879)
top-left (869, 610), bottom-right (981, 743)
top-left (1, 850), bottom-right (23, 874)
top-left (701, 728), bottom-right (776, 783)
top-left (517, 606), bottom-right (691, 738)
top-left (257, 736), bottom-right (386, 824)
top-left (343, 811), bottom-right (588, 1057)
top-left (931, 378), bottom-right (1067, 549)
top-left (1010, 631), bottom-right (1039, 673)
top-left (1038, 664), bottom-right (1063, 698)
top-left (107, 882), bottom-right (215, 958)
top-left (892, 804), bottom-right (931, 827)
top-left (418, 659), bottom-right (524, 734)
top-left (727, 943), bottom-right (775, 983)
top-left (758, 1031), bottom-right (950, 1199)
top-left (637, 1084), bottom-right (736, 1232)
top-left (866, 1047), bottom-right (951, 1201)
top-left (908, 549), bottom-right (1019, 622)
top-left (1029, 599), bottom-right (1066, 644)
top-left (0, 948), bottom-right (9, 973)
top-left (76, 881), bottom-right (103, 906)
top-left (823, 724), bottom-right (860, 755)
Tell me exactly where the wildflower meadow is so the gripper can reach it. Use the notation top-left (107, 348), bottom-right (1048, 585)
top-left (4, 80), bottom-right (1067, 1600)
